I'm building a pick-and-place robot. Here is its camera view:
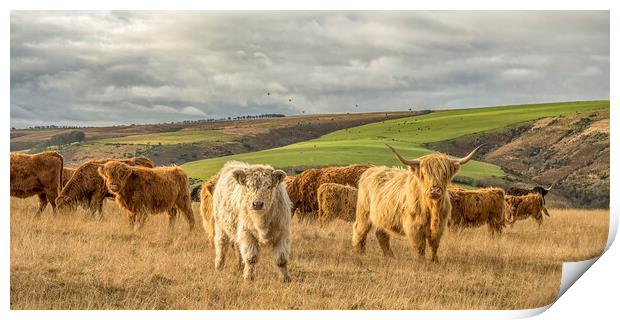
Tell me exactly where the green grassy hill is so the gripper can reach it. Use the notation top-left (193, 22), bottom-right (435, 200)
top-left (182, 100), bottom-right (609, 181)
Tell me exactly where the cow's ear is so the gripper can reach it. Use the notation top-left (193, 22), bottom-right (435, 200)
top-left (272, 170), bottom-right (286, 187)
top-left (232, 169), bottom-right (246, 185)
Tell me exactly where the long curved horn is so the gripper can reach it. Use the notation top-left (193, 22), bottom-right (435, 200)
top-left (456, 144), bottom-right (487, 165)
top-left (386, 144), bottom-right (420, 166)
top-left (546, 181), bottom-right (557, 191)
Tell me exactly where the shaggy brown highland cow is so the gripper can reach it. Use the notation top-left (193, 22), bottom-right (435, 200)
top-left (286, 164), bottom-right (369, 219)
top-left (505, 193), bottom-right (549, 227)
top-left (10, 151), bottom-right (65, 216)
top-left (55, 157), bottom-right (154, 215)
top-left (353, 144), bottom-right (484, 262)
top-left (97, 161), bottom-right (195, 232)
top-left (447, 186), bottom-right (505, 235)
top-left (317, 183), bottom-right (358, 226)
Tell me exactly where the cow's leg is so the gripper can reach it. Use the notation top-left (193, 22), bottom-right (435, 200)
top-left (167, 207), bottom-right (178, 231)
top-left (352, 203), bottom-right (372, 255)
top-left (271, 235), bottom-right (291, 283)
top-left (91, 193), bottom-right (106, 219)
top-left (375, 229), bottom-right (394, 258)
top-left (535, 216), bottom-right (543, 228)
top-left (238, 231), bottom-right (259, 281)
top-left (407, 225), bottom-right (426, 260)
top-left (35, 193), bottom-right (48, 216)
top-left (427, 235), bottom-right (442, 263)
top-left (177, 196), bottom-right (195, 232)
top-left (124, 210), bottom-right (136, 230)
top-left (43, 188), bottom-right (58, 214)
top-left (133, 212), bottom-right (147, 232)
top-left (427, 217), bottom-right (448, 263)
top-left (214, 225), bottom-right (230, 270)
top-left (236, 244), bottom-right (244, 272)
top-left (94, 201), bottom-right (105, 221)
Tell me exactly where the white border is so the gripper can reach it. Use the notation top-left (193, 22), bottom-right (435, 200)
top-left (2, 1), bottom-right (616, 319)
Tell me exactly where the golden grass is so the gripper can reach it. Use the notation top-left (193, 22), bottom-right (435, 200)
top-left (10, 198), bottom-right (608, 310)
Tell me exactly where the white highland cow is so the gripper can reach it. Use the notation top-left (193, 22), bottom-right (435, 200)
top-left (212, 161), bottom-right (292, 282)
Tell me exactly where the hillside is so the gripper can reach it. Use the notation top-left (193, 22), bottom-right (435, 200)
top-left (181, 101), bottom-right (609, 206)
top-left (12, 111), bottom-right (418, 167)
top-left (429, 108), bottom-right (609, 208)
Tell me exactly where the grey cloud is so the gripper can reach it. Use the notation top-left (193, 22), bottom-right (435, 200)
top-left (10, 11), bottom-right (609, 128)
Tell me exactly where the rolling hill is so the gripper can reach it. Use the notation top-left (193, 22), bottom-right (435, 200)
top-left (182, 101), bottom-right (609, 186)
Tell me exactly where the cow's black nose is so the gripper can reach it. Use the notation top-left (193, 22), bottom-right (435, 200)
top-left (251, 201), bottom-right (264, 210)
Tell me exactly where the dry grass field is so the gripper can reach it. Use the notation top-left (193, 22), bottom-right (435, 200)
top-left (10, 198), bottom-right (608, 310)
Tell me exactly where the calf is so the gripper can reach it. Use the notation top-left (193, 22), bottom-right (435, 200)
top-left (505, 193), bottom-right (549, 227)
top-left (286, 164), bottom-right (369, 219)
top-left (97, 161), bottom-right (195, 231)
top-left (212, 161), bottom-right (291, 282)
top-left (317, 183), bottom-right (358, 226)
top-left (447, 186), bottom-right (505, 235)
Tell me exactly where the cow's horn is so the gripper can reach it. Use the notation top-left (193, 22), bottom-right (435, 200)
top-left (457, 144), bottom-right (486, 165)
top-left (386, 144), bottom-right (420, 166)
top-left (546, 181), bottom-right (557, 191)
top-left (92, 163), bottom-right (104, 167)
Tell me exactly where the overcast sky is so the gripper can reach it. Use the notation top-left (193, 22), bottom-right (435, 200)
top-left (10, 11), bottom-right (609, 128)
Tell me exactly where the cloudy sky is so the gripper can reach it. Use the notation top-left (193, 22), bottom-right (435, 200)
top-left (10, 11), bottom-right (609, 128)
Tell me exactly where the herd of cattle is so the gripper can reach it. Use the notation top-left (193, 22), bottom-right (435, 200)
top-left (10, 145), bottom-right (552, 282)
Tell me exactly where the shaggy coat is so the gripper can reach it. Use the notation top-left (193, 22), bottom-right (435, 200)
top-left (10, 151), bottom-right (64, 215)
top-left (55, 157), bottom-right (154, 215)
top-left (447, 186), bottom-right (505, 235)
top-left (352, 145), bottom-right (483, 262)
top-left (199, 175), bottom-right (219, 247)
top-left (212, 161), bottom-right (291, 282)
top-left (505, 193), bottom-right (549, 226)
top-left (317, 183), bottom-right (358, 225)
top-left (97, 161), bottom-right (195, 231)
top-left (286, 164), bottom-right (369, 218)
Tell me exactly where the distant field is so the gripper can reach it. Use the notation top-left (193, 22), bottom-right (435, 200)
top-left (96, 130), bottom-right (234, 145)
top-left (182, 100), bottom-right (609, 180)
top-left (10, 198), bottom-right (608, 309)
